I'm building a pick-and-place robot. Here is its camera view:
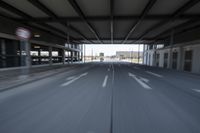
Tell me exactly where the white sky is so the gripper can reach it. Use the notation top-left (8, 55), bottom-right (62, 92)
top-left (84, 44), bottom-right (144, 56)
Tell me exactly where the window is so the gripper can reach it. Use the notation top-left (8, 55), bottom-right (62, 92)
top-left (172, 52), bottom-right (178, 69)
top-left (184, 50), bottom-right (193, 71)
top-left (164, 53), bottom-right (168, 68)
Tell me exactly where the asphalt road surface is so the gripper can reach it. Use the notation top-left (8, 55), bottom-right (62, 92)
top-left (0, 62), bottom-right (200, 133)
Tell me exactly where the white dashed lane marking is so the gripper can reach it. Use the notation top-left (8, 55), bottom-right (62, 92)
top-left (102, 75), bottom-right (108, 88)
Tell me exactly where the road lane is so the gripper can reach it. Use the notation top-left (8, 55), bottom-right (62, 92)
top-left (112, 64), bottom-right (200, 133)
top-left (0, 62), bottom-right (200, 133)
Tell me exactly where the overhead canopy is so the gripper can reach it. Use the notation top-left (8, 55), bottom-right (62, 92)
top-left (0, 0), bottom-right (200, 44)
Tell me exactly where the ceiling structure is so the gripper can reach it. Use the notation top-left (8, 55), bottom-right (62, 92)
top-left (0, 0), bottom-right (200, 44)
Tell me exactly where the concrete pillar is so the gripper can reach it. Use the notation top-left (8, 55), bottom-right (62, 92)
top-left (178, 46), bottom-right (184, 70)
top-left (142, 44), bottom-right (145, 64)
top-left (153, 50), bottom-right (156, 66)
top-left (49, 46), bottom-right (53, 65)
top-left (24, 41), bottom-right (31, 67)
top-left (77, 52), bottom-right (81, 62)
top-left (1, 39), bottom-right (6, 67)
top-left (81, 52), bottom-right (83, 62)
top-left (62, 49), bottom-right (65, 64)
top-left (71, 51), bottom-right (73, 63)
top-left (168, 30), bottom-right (174, 69)
top-left (38, 49), bottom-right (41, 64)
top-left (84, 44), bottom-right (86, 63)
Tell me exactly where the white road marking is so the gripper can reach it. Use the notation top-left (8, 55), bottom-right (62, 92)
top-left (192, 89), bottom-right (200, 93)
top-left (146, 71), bottom-right (163, 78)
top-left (140, 77), bottom-right (149, 83)
top-left (61, 72), bottom-right (88, 87)
top-left (102, 75), bottom-right (108, 88)
top-left (66, 76), bottom-right (76, 80)
top-left (129, 72), bottom-right (152, 90)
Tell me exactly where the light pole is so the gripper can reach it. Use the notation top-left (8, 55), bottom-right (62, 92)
top-left (138, 44), bottom-right (140, 64)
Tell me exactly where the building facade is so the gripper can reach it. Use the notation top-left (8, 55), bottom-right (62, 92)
top-left (143, 40), bottom-right (200, 74)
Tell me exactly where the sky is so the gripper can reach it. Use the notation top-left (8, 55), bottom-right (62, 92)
top-left (84, 44), bottom-right (144, 56)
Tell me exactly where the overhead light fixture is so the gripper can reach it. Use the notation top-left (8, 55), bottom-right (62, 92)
top-left (34, 34), bottom-right (40, 38)
top-left (34, 46), bottom-right (40, 49)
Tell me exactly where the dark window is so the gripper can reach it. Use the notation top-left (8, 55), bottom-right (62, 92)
top-left (184, 50), bottom-right (193, 72)
top-left (164, 53), bottom-right (168, 68)
top-left (172, 52), bottom-right (178, 69)
top-left (156, 54), bottom-right (160, 67)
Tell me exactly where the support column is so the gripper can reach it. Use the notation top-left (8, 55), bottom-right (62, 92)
top-left (71, 51), bottom-right (73, 63)
top-left (25, 41), bottom-right (31, 68)
top-left (169, 30), bottom-right (174, 69)
top-left (38, 49), bottom-right (41, 64)
top-left (81, 51), bottom-right (83, 62)
top-left (138, 44), bottom-right (140, 64)
top-left (178, 46), bottom-right (184, 70)
top-left (77, 52), bottom-right (80, 62)
top-left (49, 46), bottom-right (53, 65)
top-left (1, 39), bottom-right (6, 67)
top-left (74, 51), bottom-right (77, 62)
top-left (142, 44), bottom-right (145, 64)
top-left (62, 49), bottom-right (65, 64)
top-left (84, 44), bottom-right (86, 63)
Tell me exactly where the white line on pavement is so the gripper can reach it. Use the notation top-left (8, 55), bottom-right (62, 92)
top-left (146, 71), bottom-right (163, 78)
top-left (102, 75), bottom-right (108, 88)
top-left (61, 72), bottom-right (88, 87)
top-left (140, 77), bottom-right (149, 83)
top-left (129, 72), bottom-right (152, 90)
top-left (66, 76), bottom-right (76, 80)
top-left (192, 89), bottom-right (200, 93)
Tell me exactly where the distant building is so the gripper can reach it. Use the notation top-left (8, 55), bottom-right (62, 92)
top-left (116, 51), bottom-right (143, 59)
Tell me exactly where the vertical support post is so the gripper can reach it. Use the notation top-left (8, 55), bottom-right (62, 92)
top-left (178, 46), bottom-right (184, 70)
top-left (81, 45), bottom-right (83, 62)
top-left (71, 51), bottom-right (73, 63)
top-left (38, 48), bottom-right (41, 64)
top-left (62, 49), bottom-right (65, 64)
top-left (77, 51), bottom-right (79, 62)
top-left (19, 40), bottom-right (31, 77)
top-left (143, 44), bottom-right (145, 64)
top-left (84, 44), bottom-right (86, 63)
top-left (138, 44), bottom-right (140, 64)
top-left (1, 39), bottom-right (6, 67)
top-left (49, 46), bottom-right (53, 65)
top-left (91, 48), bottom-right (93, 62)
top-left (169, 29), bottom-right (174, 69)
top-left (146, 45), bottom-right (148, 66)
top-left (24, 41), bottom-right (31, 68)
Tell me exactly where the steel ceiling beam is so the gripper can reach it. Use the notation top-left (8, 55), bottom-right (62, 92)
top-left (14, 15), bottom-right (200, 23)
top-left (28, 0), bottom-right (90, 43)
top-left (152, 19), bottom-right (200, 42)
top-left (72, 37), bottom-right (164, 41)
top-left (0, 0), bottom-right (80, 44)
top-left (68, 0), bottom-right (103, 44)
top-left (110, 0), bottom-right (114, 44)
top-left (122, 0), bottom-right (157, 44)
top-left (134, 0), bottom-right (200, 43)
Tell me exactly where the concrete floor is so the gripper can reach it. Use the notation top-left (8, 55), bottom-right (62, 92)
top-left (0, 62), bottom-right (200, 133)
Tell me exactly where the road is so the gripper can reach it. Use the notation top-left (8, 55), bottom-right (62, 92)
top-left (0, 62), bottom-right (200, 133)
